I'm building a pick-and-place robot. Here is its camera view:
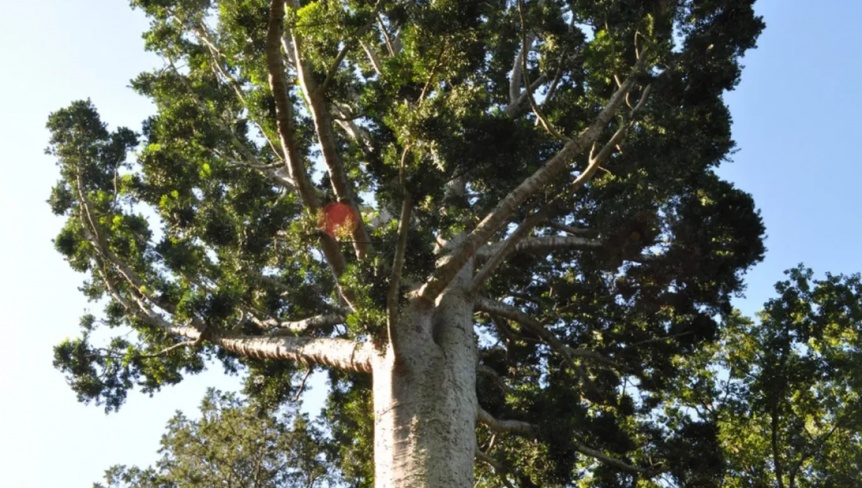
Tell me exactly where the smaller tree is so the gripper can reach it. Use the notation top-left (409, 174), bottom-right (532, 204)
top-left (94, 389), bottom-right (337, 488)
top-left (721, 266), bottom-right (862, 488)
top-left (665, 266), bottom-right (862, 488)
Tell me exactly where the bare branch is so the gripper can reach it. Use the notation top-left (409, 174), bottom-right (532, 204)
top-left (508, 32), bottom-right (536, 105)
top-left (292, 368), bottom-right (314, 402)
top-left (479, 235), bottom-right (604, 258)
top-left (477, 407), bottom-right (537, 436)
top-left (517, 0), bottom-right (565, 140)
top-left (359, 40), bottom-right (383, 75)
top-left (574, 443), bottom-right (649, 474)
top-left (505, 74), bottom-right (547, 118)
top-left (141, 340), bottom-right (199, 358)
top-left (475, 447), bottom-right (516, 488)
top-left (470, 209), bottom-right (549, 293)
top-left (102, 266), bottom-right (370, 372)
top-left (415, 54), bottom-right (648, 304)
top-left (547, 221), bottom-right (598, 238)
top-left (477, 363), bottom-right (510, 392)
top-left (217, 335), bottom-right (374, 373)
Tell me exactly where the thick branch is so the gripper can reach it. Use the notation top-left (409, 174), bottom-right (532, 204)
top-left (508, 33), bottom-right (536, 105)
top-left (216, 335), bottom-right (373, 373)
top-left (477, 235), bottom-right (603, 260)
top-left (416, 55), bottom-right (648, 304)
top-left (386, 193), bottom-right (412, 335)
top-left (99, 273), bottom-right (371, 373)
top-left (772, 404), bottom-right (786, 488)
top-left (472, 82), bottom-right (653, 289)
top-left (193, 24), bottom-right (284, 162)
top-left (266, 0), bottom-right (351, 289)
top-left (477, 407), bottom-right (537, 436)
top-left (287, 0), bottom-right (372, 259)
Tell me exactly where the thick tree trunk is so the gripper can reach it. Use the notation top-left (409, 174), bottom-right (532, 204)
top-left (373, 265), bottom-right (477, 488)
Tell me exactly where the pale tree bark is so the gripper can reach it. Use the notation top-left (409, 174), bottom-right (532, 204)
top-left (373, 261), bottom-right (478, 488)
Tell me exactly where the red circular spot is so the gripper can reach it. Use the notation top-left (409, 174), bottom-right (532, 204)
top-left (320, 202), bottom-right (359, 238)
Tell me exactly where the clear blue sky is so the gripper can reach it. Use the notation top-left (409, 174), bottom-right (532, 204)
top-left (1, 0), bottom-right (859, 486)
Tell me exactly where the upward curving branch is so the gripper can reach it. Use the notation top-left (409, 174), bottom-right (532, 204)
top-left (286, 0), bottom-right (372, 259)
top-left (266, 0), bottom-right (355, 308)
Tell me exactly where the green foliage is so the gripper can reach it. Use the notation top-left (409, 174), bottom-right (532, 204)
top-left (93, 388), bottom-right (338, 487)
top-left (41, 0), bottom-right (803, 486)
top-left (714, 267), bottom-right (862, 487)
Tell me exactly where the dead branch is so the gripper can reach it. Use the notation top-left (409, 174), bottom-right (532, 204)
top-left (574, 443), bottom-right (649, 475)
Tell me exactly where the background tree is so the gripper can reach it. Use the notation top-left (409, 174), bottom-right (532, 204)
top-left (716, 267), bottom-right (862, 488)
top-left (94, 389), bottom-right (337, 488)
top-left (48, 0), bottom-right (765, 486)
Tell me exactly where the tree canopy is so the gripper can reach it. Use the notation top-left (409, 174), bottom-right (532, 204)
top-left (43, 0), bottom-right (791, 486)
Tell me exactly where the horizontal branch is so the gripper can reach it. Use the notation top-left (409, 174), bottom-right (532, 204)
top-left (471, 209), bottom-right (549, 293)
top-left (574, 444), bottom-right (649, 474)
top-left (477, 235), bottom-right (603, 260)
top-left (547, 221), bottom-right (598, 238)
top-left (477, 407), bottom-right (537, 436)
top-left (215, 335), bottom-right (373, 373)
top-left (100, 281), bottom-right (372, 373)
top-left (265, 313), bottom-right (346, 335)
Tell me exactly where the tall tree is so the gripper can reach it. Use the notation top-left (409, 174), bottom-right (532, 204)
top-left (48, 0), bottom-right (765, 486)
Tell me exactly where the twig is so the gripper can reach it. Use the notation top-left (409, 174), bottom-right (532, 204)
top-left (292, 368), bottom-right (314, 402)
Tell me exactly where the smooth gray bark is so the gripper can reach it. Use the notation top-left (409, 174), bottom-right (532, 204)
top-left (373, 264), bottom-right (477, 488)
